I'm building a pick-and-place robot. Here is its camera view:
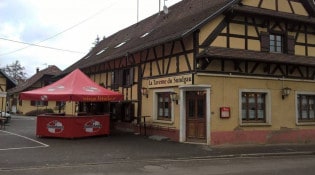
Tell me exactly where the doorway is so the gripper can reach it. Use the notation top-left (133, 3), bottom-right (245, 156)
top-left (186, 91), bottom-right (207, 143)
top-left (179, 85), bottom-right (211, 144)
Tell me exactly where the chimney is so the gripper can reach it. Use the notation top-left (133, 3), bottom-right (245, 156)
top-left (36, 67), bottom-right (39, 73)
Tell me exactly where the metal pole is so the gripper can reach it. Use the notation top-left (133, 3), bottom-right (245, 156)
top-left (137, 0), bottom-right (139, 23)
top-left (159, 0), bottom-right (161, 12)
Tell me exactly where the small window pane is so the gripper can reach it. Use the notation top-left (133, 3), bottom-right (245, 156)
top-left (242, 110), bottom-right (246, 119)
top-left (270, 47), bottom-right (275, 52)
top-left (159, 108), bottom-right (163, 116)
top-left (270, 35), bottom-right (275, 40)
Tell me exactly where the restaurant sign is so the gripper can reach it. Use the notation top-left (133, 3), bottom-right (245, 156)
top-left (148, 74), bottom-right (192, 88)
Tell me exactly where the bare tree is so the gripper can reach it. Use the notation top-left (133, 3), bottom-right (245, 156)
top-left (3, 60), bottom-right (27, 84)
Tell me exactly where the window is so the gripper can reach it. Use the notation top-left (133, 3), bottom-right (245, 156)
top-left (240, 89), bottom-right (271, 125)
top-left (297, 94), bottom-right (315, 123)
top-left (157, 92), bottom-right (172, 121)
top-left (30, 100), bottom-right (48, 107)
top-left (122, 68), bottom-right (134, 87)
top-left (56, 101), bottom-right (65, 110)
top-left (114, 39), bottom-right (129, 48)
top-left (111, 69), bottom-right (134, 89)
top-left (269, 34), bottom-right (283, 53)
top-left (96, 47), bottom-right (108, 55)
top-left (111, 71), bottom-right (119, 90)
top-left (260, 32), bottom-right (295, 54)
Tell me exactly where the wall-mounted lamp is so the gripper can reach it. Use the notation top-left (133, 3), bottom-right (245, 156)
top-left (141, 87), bottom-right (148, 98)
top-left (170, 92), bottom-right (179, 104)
top-left (281, 87), bottom-right (291, 100)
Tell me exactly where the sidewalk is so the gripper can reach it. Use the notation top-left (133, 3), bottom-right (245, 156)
top-left (199, 143), bottom-right (315, 159)
top-left (147, 134), bottom-right (315, 160)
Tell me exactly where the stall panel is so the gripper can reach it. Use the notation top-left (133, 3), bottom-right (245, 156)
top-left (36, 115), bottom-right (110, 138)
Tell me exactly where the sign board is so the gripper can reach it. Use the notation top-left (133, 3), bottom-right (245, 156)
top-left (220, 107), bottom-right (230, 118)
top-left (148, 74), bottom-right (192, 88)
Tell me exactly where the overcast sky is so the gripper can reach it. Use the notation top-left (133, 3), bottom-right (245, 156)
top-left (0, 0), bottom-right (181, 77)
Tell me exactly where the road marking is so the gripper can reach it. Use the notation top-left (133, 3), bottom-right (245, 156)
top-left (0, 130), bottom-right (49, 151)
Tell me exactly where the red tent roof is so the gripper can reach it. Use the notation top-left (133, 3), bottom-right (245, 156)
top-left (20, 69), bottom-right (123, 102)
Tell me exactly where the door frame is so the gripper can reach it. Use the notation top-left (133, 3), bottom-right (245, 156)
top-left (179, 85), bottom-right (211, 145)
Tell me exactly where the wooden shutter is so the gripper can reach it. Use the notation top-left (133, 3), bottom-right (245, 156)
top-left (286, 35), bottom-right (295, 55)
top-left (260, 32), bottom-right (270, 52)
top-left (112, 70), bottom-right (121, 90)
top-left (118, 70), bottom-right (123, 86)
top-left (129, 68), bottom-right (134, 86)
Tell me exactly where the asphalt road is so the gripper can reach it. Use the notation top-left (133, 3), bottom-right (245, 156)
top-left (1, 116), bottom-right (315, 175)
top-left (1, 155), bottom-right (315, 175)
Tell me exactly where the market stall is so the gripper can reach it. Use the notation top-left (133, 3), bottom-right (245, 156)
top-left (20, 69), bottom-right (123, 138)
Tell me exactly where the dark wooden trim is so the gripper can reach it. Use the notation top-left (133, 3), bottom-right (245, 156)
top-left (202, 17), bottom-right (228, 46)
top-left (196, 57), bottom-right (315, 80)
top-left (150, 61), bottom-right (153, 77)
top-left (250, 62), bottom-right (260, 73)
top-left (305, 24), bottom-right (308, 56)
top-left (288, 0), bottom-right (295, 14)
top-left (180, 40), bottom-right (192, 71)
top-left (176, 55), bottom-right (180, 73)
top-left (219, 33), bottom-right (259, 40)
top-left (166, 41), bottom-right (176, 75)
top-left (118, 57), bottom-right (124, 68)
top-left (141, 49), bottom-right (150, 76)
top-left (227, 18), bottom-right (230, 48)
top-left (258, 0), bottom-right (263, 8)
top-left (142, 70), bottom-right (194, 79)
top-left (245, 16), bottom-right (248, 50)
top-left (193, 30), bottom-right (200, 71)
top-left (153, 47), bottom-right (162, 75)
top-left (162, 44), bottom-right (165, 74)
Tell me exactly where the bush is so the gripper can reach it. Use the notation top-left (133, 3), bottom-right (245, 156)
top-left (25, 108), bottom-right (54, 116)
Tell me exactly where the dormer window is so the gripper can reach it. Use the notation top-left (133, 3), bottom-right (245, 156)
top-left (115, 40), bottom-right (129, 48)
top-left (96, 47), bottom-right (108, 55)
top-left (140, 32), bottom-right (150, 38)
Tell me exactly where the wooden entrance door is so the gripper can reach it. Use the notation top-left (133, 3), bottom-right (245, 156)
top-left (186, 91), bottom-right (206, 143)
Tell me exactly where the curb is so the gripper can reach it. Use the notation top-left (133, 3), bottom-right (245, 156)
top-left (174, 151), bottom-right (315, 161)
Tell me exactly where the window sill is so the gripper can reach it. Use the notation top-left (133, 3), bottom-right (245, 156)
top-left (153, 120), bottom-right (173, 125)
top-left (296, 122), bottom-right (315, 126)
top-left (240, 123), bottom-right (271, 127)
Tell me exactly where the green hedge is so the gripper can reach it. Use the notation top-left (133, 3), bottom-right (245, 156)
top-left (24, 109), bottom-right (54, 116)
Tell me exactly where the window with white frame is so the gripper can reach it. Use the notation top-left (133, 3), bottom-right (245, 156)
top-left (157, 92), bottom-right (172, 121)
top-left (240, 89), bottom-right (271, 125)
top-left (297, 93), bottom-right (315, 123)
top-left (153, 90), bottom-right (175, 123)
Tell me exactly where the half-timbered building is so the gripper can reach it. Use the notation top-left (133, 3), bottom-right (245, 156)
top-left (9, 66), bottom-right (62, 114)
top-left (63, 0), bottom-right (315, 145)
top-left (0, 69), bottom-right (16, 114)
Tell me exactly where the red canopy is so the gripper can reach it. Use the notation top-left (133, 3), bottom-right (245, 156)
top-left (20, 69), bottom-right (123, 102)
